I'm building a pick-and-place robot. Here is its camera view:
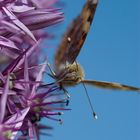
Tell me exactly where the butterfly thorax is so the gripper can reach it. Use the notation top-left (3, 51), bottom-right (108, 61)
top-left (56, 62), bottom-right (84, 86)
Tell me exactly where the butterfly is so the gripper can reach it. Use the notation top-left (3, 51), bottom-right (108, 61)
top-left (47, 0), bottom-right (140, 118)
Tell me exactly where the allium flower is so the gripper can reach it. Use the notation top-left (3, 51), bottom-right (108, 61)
top-left (0, 0), bottom-right (68, 139)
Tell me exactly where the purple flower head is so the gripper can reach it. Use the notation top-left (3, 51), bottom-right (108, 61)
top-left (0, 0), bottom-right (68, 139)
top-left (0, 40), bottom-right (69, 139)
top-left (0, 0), bottom-right (63, 67)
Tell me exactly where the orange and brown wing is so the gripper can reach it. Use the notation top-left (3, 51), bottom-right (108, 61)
top-left (82, 80), bottom-right (140, 92)
top-left (55, 0), bottom-right (98, 69)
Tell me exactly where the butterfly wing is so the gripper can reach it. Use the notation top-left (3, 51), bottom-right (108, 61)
top-left (55, 0), bottom-right (98, 69)
top-left (82, 80), bottom-right (140, 92)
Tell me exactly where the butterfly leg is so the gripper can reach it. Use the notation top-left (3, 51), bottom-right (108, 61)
top-left (47, 63), bottom-right (71, 99)
top-left (59, 83), bottom-right (70, 102)
top-left (47, 63), bottom-right (56, 77)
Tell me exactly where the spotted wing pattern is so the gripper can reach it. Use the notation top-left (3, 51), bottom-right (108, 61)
top-left (55, 0), bottom-right (98, 69)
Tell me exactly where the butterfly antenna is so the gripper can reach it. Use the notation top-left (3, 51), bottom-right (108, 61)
top-left (60, 84), bottom-right (70, 99)
top-left (82, 82), bottom-right (98, 119)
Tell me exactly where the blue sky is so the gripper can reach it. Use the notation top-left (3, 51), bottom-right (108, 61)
top-left (41, 0), bottom-right (140, 140)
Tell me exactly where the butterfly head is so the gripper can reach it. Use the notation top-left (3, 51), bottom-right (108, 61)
top-left (57, 62), bottom-right (84, 86)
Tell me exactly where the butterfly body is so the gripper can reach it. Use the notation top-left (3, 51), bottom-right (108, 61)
top-left (56, 62), bottom-right (84, 86)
